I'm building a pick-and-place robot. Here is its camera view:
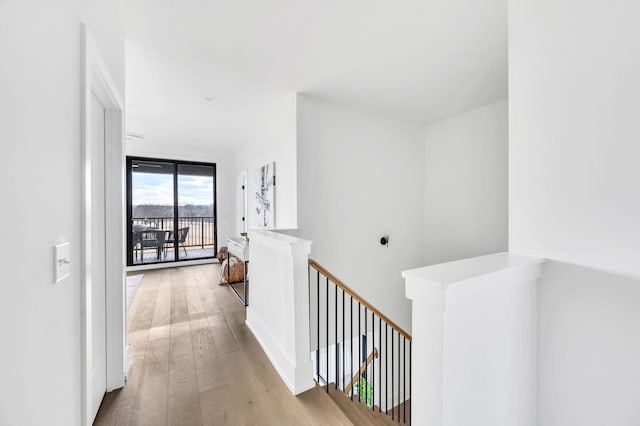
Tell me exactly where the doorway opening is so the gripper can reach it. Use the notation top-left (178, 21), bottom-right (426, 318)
top-left (126, 157), bottom-right (217, 266)
top-left (81, 25), bottom-right (126, 426)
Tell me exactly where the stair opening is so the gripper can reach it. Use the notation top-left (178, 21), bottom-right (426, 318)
top-left (309, 259), bottom-right (412, 424)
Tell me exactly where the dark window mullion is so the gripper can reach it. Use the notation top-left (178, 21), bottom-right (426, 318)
top-left (213, 163), bottom-right (218, 254)
top-left (125, 157), bottom-right (134, 266)
top-left (173, 162), bottom-right (178, 261)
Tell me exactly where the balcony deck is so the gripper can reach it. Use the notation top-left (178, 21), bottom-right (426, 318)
top-left (132, 245), bottom-right (216, 265)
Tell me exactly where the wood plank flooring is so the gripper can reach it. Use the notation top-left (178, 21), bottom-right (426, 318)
top-left (94, 264), bottom-right (353, 426)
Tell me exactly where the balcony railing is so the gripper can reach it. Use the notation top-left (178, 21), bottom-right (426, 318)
top-left (132, 216), bottom-right (215, 249)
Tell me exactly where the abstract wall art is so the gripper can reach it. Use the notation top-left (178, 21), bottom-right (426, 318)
top-left (254, 162), bottom-right (275, 228)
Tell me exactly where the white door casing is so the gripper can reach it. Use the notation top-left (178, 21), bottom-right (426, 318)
top-left (81, 25), bottom-right (126, 426)
top-left (239, 170), bottom-right (248, 234)
top-left (90, 92), bottom-right (107, 420)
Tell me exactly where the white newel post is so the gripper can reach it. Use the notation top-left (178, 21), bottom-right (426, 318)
top-left (403, 252), bottom-right (544, 426)
top-left (246, 230), bottom-right (315, 395)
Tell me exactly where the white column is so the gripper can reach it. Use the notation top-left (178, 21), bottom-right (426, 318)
top-left (246, 230), bottom-right (315, 395)
top-left (403, 252), bottom-right (544, 426)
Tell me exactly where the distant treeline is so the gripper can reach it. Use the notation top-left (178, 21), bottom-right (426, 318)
top-left (133, 204), bottom-right (214, 218)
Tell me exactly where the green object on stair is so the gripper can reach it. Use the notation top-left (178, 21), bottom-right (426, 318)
top-left (354, 377), bottom-right (373, 406)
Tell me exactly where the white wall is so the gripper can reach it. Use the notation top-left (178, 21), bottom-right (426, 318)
top-left (424, 99), bottom-right (508, 265)
top-left (509, 0), bottom-right (640, 277)
top-left (126, 142), bottom-right (235, 252)
top-left (509, 0), bottom-right (640, 423)
top-left (235, 93), bottom-right (298, 234)
top-left (537, 261), bottom-right (640, 425)
top-left (297, 95), bottom-right (425, 332)
top-left (0, 0), bottom-right (124, 424)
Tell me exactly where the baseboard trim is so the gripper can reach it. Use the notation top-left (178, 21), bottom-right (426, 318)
top-left (124, 344), bottom-right (131, 380)
top-left (126, 258), bottom-right (217, 272)
top-left (246, 309), bottom-right (315, 395)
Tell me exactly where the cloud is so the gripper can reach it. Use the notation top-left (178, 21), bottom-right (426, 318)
top-left (132, 173), bottom-right (213, 205)
top-left (178, 176), bottom-right (213, 205)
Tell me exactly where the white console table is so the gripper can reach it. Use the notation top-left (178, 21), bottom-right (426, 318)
top-left (227, 237), bottom-right (249, 306)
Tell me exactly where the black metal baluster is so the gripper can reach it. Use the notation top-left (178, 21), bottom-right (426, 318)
top-left (358, 302), bottom-right (361, 403)
top-left (364, 306), bottom-right (368, 406)
top-left (392, 329), bottom-right (394, 421)
top-left (372, 311), bottom-right (375, 412)
top-left (385, 323), bottom-right (388, 414)
top-left (335, 282), bottom-right (338, 390)
top-left (398, 333), bottom-right (401, 422)
top-left (378, 316), bottom-right (381, 413)
top-left (326, 276), bottom-right (329, 393)
top-left (342, 289), bottom-right (345, 392)
top-left (402, 337), bottom-right (407, 423)
top-left (350, 297), bottom-right (353, 400)
top-left (403, 337), bottom-right (406, 423)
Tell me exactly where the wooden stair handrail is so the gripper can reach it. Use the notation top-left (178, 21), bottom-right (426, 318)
top-left (309, 259), bottom-right (412, 341)
top-left (344, 348), bottom-right (378, 395)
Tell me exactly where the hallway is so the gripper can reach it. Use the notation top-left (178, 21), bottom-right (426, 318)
top-left (95, 264), bottom-right (351, 425)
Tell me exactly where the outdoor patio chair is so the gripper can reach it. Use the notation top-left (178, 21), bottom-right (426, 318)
top-left (140, 229), bottom-right (166, 260)
top-left (164, 227), bottom-right (190, 257)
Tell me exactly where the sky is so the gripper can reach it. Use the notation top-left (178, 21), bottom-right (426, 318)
top-left (132, 172), bottom-right (213, 205)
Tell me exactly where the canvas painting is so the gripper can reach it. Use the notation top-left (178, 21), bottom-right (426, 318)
top-left (255, 162), bottom-right (275, 228)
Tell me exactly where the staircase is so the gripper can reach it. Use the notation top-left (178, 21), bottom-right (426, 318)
top-left (328, 383), bottom-right (411, 425)
top-left (308, 259), bottom-right (412, 424)
top-left (301, 382), bottom-right (411, 425)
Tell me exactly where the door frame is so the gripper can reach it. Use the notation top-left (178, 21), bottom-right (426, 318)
top-left (239, 170), bottom-right (248, 234)
top-left (125, 156), bottom-right (218, 266)
top-left (81, 25), bottom-right (127, 425)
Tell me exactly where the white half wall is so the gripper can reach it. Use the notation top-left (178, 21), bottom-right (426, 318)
top-left (297, 94), bottom-right (425, 332)
top-left (404, 253), bottom-right (543, 426)
top-left (424, 99), bottom-right (508, 265)
top-left (245, 230), bottom-right (314, 395)
top-left (0, 1), bottom-right (124, 424)
top-left (126, 142), bottom-right (235, 251)
top-left (509, 0), bottom-right (640, 424)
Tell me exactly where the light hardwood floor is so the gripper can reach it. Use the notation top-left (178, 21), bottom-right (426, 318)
top-left (94, 264), bottom-right (352, 426)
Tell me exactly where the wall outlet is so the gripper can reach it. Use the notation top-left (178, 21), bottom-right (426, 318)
top-left (54, 242), bottom-right (71, 283)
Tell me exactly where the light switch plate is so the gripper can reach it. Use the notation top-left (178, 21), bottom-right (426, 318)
top-left (55, 242), bottom-right (71, 283)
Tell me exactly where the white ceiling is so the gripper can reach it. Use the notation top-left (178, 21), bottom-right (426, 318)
top-left (124, 0), bottom-right (507, 150)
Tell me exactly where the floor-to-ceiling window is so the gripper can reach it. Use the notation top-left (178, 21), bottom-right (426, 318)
top-left (126, 157), bottom-right (217, 266)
